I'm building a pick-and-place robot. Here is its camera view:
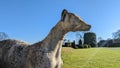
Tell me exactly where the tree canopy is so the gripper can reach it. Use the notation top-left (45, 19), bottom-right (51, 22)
top-left (84, 32), bottom-right (97, 47)
top-left (0, 32), bottom-right (9, 41)
top-left (113, 29), bottom-right (120, 39)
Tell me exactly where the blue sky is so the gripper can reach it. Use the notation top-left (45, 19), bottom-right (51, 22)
top-left (0, 0), bottom-right (120, 43)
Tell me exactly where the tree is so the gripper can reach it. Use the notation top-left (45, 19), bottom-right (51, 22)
top-left (84, 32), bottom-right (97, 47)
top-left (66, 40), bottom-right (71, 47)
top-left (98, 37), bottom-right (103, 42)
top-left (62, 39), bottom-right (66, 46)
top-left (0, 32), bottom-right (9, 41)
top-left (71, 40), bottom-right (76, 48)
top-left (77, 39), bottom-right (83, 48)
top-left (113, 29), bottom-right (120, 39)
top-left (79, 39), bottom-right (82, 45)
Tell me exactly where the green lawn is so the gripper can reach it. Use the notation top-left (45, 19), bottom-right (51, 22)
top-left (62, 47), bottom-right (120, 68)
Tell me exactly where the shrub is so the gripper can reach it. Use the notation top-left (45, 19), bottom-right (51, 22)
top-left (84, 44), bottom-right (90, 48)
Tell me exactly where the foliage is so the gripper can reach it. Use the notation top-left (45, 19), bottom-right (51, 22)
top-left (84, 44), bottom-right (89, 48)
top-left (63, 40), bottom-right (72, 47)
top-left (84, 32), bottom-right (97, 47)
top-left (62, 47), bottom-right (120, 68)
top-left (0, 32), bottom-right (9, 41)
top-left (71, 40), bottom-right (76, 48)
top-left (77, 39), bottom-right (83, 48)
top-left (113, 29), bottom-right (120, 39)
top-left (98, 37), bottom-right (103, 42)
top-left (67, 40), bottom-right (71, 47)
top-left (78, 39), bottom-right (82, 45)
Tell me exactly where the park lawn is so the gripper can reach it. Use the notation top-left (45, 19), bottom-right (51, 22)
top-left (62, 47), bottom-right (120, 68)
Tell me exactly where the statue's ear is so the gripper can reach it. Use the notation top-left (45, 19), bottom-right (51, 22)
top-left (61, 9), bottom-right (68, 21)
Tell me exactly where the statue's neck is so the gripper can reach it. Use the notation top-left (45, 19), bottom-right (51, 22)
top-left (42, 21), bottom-right (66, 51)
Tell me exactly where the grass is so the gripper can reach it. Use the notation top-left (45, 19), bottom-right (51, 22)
top-left (62, 47), bottom-right (120, 68)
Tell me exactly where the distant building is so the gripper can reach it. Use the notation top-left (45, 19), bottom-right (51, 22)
top-left (98, 39), bottom-right (120, 47)
top-left (113, 39), bottom-right (120, 43)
